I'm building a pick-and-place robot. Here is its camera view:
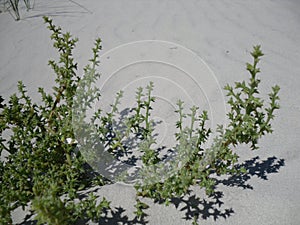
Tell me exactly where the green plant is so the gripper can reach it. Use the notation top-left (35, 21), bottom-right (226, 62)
top-left (32, 180), bottom-right (110, 225)
top-left (132, 45), bottom-right (280, 224)
top-left (0, 16), bottom-right (110, 224)
top-left (0, 16), bottom-right (280, 225)
top-left (134, 198), bottom-right (149, 220)
top-left (76, 43), bottom-right (279, 224)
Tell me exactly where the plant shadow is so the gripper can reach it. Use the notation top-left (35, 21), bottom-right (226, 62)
top-left (18, 207), bottom-right (148, 225)
top-left (171, 191), bottom-right (234, 222)
top-left (169, 155), bottom-right (285, 223)
top-left (22, 0), bottom-right (93, 20)
top-left (216, 156), bottom-right (285, 189)
top-left (17, 156), bottom-right (285, 225)
top-left (95, 206), bottom-right (148, 225)
top-left (74, 207), bottom-right (148, 225)
top-left (16, 213), bottom-right (37, 225)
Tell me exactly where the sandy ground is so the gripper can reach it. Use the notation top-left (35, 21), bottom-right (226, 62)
top-left (1, 0), bottom-right (300, 224)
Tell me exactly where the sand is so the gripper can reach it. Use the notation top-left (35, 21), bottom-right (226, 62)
top-left (1, 0), bottom-right (300, 224)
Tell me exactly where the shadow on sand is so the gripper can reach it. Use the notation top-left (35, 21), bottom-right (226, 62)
top-left (168, 156), bottom-right (285, 223)
top-left (18, 156), bottom-right (284, 225)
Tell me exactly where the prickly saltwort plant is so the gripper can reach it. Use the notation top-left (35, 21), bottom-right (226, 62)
top-left (0, 17), bottom-right (110, 224)
top-left (126, 86), bottom-right (144, 134)
top-left (133, 45), bottom-right (280, 223)
top-left (0, 16), bottom-right (280, 225)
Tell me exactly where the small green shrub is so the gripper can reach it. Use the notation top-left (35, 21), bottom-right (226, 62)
top-left (0, 16), bottom-right (280, 225)
top-left (0, 16), bottom-right (110, 224)
top-left (133, 45), bottom-right (280, 217)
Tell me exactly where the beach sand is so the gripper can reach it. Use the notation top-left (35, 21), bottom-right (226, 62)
top-left (1, 0), bottom-right (300, 224)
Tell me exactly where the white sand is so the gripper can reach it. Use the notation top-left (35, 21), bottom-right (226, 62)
top-left (1, 0), bottom-right (300, 224)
